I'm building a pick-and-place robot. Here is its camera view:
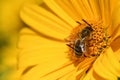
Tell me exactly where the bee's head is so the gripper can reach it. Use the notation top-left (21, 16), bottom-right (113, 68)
top-left (80, 19), bottom-right (94, 38)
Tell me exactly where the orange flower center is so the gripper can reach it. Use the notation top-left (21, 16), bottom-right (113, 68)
top-left (65, 19), bottom-right (110, 64)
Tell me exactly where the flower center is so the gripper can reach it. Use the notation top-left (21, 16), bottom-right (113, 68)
top-left (66, 19), bottom-right (110, 64)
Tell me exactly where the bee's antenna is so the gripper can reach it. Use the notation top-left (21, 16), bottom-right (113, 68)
top-left (76, 21), bottom-right (81, 25)
top-left (82, 19), bottom-right (92, 27)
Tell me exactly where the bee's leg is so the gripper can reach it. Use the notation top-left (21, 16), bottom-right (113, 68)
top-left (66, 44), bottom-right (74, 50)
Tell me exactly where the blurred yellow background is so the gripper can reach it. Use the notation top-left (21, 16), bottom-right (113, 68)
top-left (0, 0), bottom-right (43, 80)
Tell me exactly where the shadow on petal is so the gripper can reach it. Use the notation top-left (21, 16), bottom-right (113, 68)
top-left (111, 36), bottom-right (120, 52)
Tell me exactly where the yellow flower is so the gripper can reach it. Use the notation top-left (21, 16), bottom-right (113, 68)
top-left (17, 0), bottom-right (120, 80)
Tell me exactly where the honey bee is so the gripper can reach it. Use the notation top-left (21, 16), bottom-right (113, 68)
top-left (74, 19), bottom-right (93, 57)
top-left (67, 19), bottom-right (93, 57)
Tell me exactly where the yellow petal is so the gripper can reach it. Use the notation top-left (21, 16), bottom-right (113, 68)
top-left (55, 70), bottom-right (76, 80)
top-left (111, 0), bottom-right (120, 28)
top-left (20, 4), bottom-right (73, 40)
top-left (18, 28), bottom-right (68, 67)
top-left (70, 0), bottom-right (101, 20)
top-left (98, 0), bottom-right (111, 26)
top-left (110, 24), bottom-right (120, 41)
top-left (115, 48), bottom-right (120, 64)
top-left (76, 57), bottom-right (96, 71)
top-left (78, 0), bottom-right (97, 19)
top-left (75, 57), bottom-right (97, 80)
top-left (86, 0), bottom-right (101, 18)
top-left (43, 0), bottom-right (78, 27)
top-left (101, 48), bottom-right (120, 77)
top-left (17, 28), bottom-right (76, 80)
top-left (111, 36), bottom-right (120, 52)
top-left (109, 0), bottom-right (120, 39)
top-left (70, 0), bottom-right (88, 20)
top-left (110, 0), bottom-right (118, 13)
top-left (54, 0), bottom-right (82, 21)
top-left (106, 48), bottom-right (120, 77)
top-left (82, 68), bottom-right (96, 80)
top-left (93, 47), bottom-right (120, 80)
top-left (19, 62), bottom-right (74, 80)
top-left (76, 67), bottom-right (89, 80)
top-left (18, 27), bottom-right (67, 48)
